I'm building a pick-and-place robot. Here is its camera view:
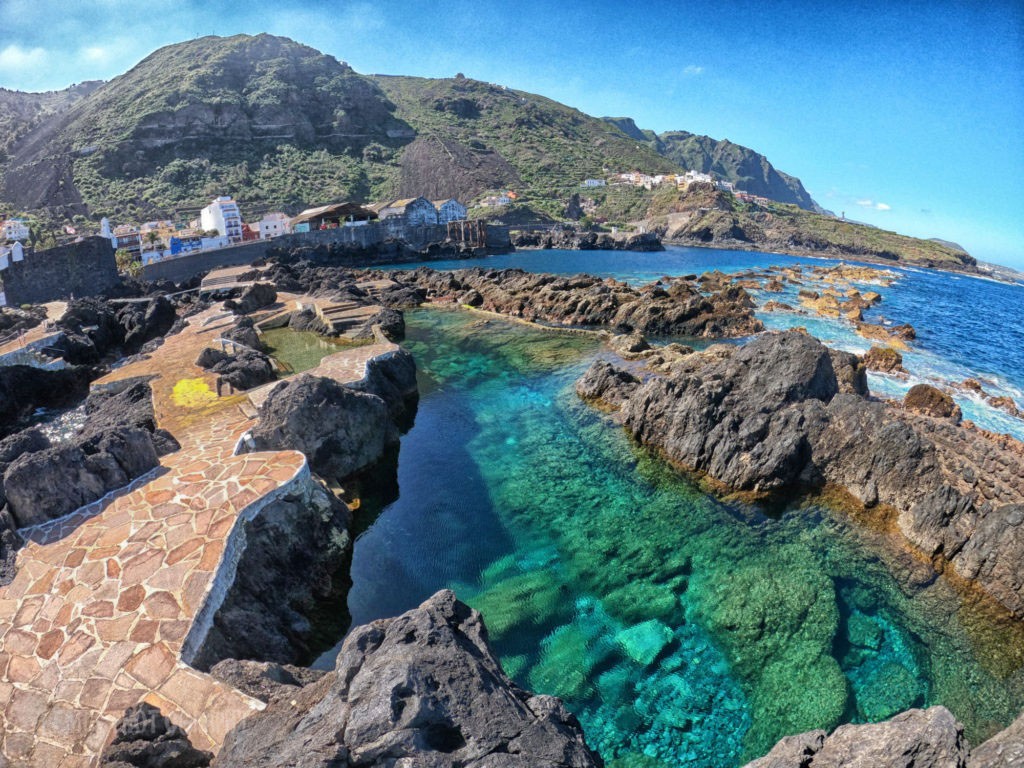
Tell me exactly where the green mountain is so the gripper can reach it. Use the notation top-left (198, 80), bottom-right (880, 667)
top-left (602, 117), bottom-right (820, 211)
top-left (0, 33), bottom-right (974, 269)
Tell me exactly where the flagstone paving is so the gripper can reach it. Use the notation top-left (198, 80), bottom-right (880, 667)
top-left (0, 304), bottom-right (398, 766)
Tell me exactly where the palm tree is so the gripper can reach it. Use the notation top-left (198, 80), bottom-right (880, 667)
top-left (144, 231), bottom-right (160, 252)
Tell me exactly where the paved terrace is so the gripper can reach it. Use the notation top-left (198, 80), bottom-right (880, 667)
top-left (0, 304), bottom-right (397, 766)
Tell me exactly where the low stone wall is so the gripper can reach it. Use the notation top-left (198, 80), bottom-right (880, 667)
top-left (142, 223), bottom-right (513, 284)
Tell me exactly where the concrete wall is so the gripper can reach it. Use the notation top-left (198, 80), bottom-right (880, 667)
top-left (0, 237), bottom-right (119, 305)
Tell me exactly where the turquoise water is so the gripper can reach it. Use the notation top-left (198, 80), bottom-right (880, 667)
top-left (386, 246), bottom-right (1024, 440)
top-left (335, 307), bottom-right (1024, 767)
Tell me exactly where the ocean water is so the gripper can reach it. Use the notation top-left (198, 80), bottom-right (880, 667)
top-left (328, 306), bottom-right (1024, 767)
top-left (385, 246), bottom-right (1024, 440)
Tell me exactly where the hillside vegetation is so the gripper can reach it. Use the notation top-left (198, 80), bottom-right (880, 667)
top-left (0, 33), bottom-right (975, 270)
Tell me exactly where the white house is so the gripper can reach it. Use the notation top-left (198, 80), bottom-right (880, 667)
top-left (258, 212), bottom-right (291, 240)
top-left (580, 179), bottom-right (607, 188)
top-left (200, 196), bottom-right (243, 243)
top-left (681, 170), bottom-right (714, 186)
top-left (480, 194), bottom-right (511, 207)
top-left (433, 199), bottom-right (468, 224)
top-left (1, 219), bottom-right (29, 242)
top-left (716, 180), bottom-right (736, 193)
top-left (378, 197), bottom-right (438, 226)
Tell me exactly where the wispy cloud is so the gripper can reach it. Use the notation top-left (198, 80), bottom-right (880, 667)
top-left (682, 65), bottom-right (704, 76)
top-left (0, 44), bottom-right (48, 73)
top-left (856, 198), bottom-right (891, 211)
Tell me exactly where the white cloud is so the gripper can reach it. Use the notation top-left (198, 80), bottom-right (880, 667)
top-left (855, 198), bottom-right (891, 211)
top-left (0, 44), bottom-right (48, 72)
top-left (683, 65), bottom-right (704, 76)
top-left (80, 46), bottom-right (110, 63)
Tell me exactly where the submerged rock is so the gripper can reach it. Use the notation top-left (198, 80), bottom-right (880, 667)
top-left (216, 590), bottom-right (602, 768)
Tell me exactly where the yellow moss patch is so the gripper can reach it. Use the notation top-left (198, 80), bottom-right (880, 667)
top-left (171, 378), bottom-right (218, 408)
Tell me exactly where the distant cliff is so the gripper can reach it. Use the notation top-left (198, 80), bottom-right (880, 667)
top-left (603, 116), bottom-right (820, 211)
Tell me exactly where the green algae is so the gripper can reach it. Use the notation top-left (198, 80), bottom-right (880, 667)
top-left (261, 327), bottom-right (358, 373)
top-left (358, 307), bottom-right (1024, 766)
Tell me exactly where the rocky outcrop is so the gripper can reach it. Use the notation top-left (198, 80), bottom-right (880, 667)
top-left (0, 378), bottom-right (171, 529)
top-left (904, 383), bottom-right (961, 422)
top-left (195, 347), bottom-right (276, 391)
top-left (83, 378), bottom-right (180, 455)
top-left (99, 703), bottom-right (211, 768)
top-left (404, 267), bottom-right (763, 337)
top-left (864, 345), bottom-right (905, 374)
top-left (224, 282), bottom-right (277, 315)
top-left (745, 706), bottom-right (968, 768)
top-left (3, 426), bottom-right (158, 527)
top-left (578, 331), bottom-right (1024, 616)
top-left (188, 475), bottom-right (352, 670)
top-left (970, 710), bottom-right (1024, 767)
top-left (209, 659), bottom-right (327, 703)
top-left (247, 375), bottom-right (397, 481)
top-left (511, 228), bottom-right (664, 252)
top-left (215, 590), bottom-right (602, 768)
top-left (54, 296), bottom-right (181, 364)
top-left (347, 347), bottom-right (419, 425)
top-left (0, 364), bottom-right (95, 434)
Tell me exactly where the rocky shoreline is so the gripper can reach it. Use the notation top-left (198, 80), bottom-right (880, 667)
top-left (577, 331), bottom-right (1024, 619)
top-left (2, 253), bottom-right (1023, 767)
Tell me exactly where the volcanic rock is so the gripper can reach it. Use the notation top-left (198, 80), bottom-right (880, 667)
top-left (3, 426), bottom-right (158, 528)
top-left (224, 282), bottom-right (277, 315)
top-left (745, 706), bottom-right (968, 768)
top-left (864, 345), bottom-right (905, 374)
top-left (578, 331), bottom-right (1024, 616)
top-left (215, 590), bottom-right (601, 768)
top-left (100, 702), bottom-right (211, 768)
top-left (904, 383), bottom-right (961, 422)
top-left (209, 659), bottom-right (327, 703)
top-left (247, 375), bottom-right (396, 480)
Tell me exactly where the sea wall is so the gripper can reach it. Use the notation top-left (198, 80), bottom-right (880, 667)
top-left (0, 236), bottom-right (119, 305)
top-left (141, 223), bottom-right (513, 283)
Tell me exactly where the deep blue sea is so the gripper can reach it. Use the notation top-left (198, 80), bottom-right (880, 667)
top-left (309, 246), bottom-right (1024, 767)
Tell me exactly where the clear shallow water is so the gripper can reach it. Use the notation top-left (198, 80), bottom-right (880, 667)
top-left (386, 246), bottom-right (1024, 440)
top-left (335, 308), bottom-right (1024, 767)
top-left (261, 328), bottom-right (367, 373)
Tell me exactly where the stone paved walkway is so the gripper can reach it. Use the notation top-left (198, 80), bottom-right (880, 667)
top-left (0, 305), bottom-right (397, 766)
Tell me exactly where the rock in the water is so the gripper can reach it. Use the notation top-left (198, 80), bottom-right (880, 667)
top-left (608, 331), bottom-right (651, 358)
top-left (745, 706), bottom-right (968, 768)
top-left (0, 365), bottom-right (94, 433)
top-left (615, 619), bottom-right (673, 666)
top-left (352, 307), bottom-right (406, 342)
top-left (904, 383), bottom-right (961, 422)
top-left (100, 702), bottom-right (211, 768)
top-left (248, 374), bottom-right (396, 480)
top-left (216, 590), bottom-right (602, 768)
top-left (347, 347), bottom-right (419, 425)
top-left (575, 360), bottom-right (641, 409)
top-left (864, 345), bottom-right (905, 373)
top-left (187, 477), bottom-right (352, 670)
top-left (578, 331), bottom-right (1024, 617)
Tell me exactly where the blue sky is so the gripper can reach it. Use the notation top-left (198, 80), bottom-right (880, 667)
top-left (1, 0), bottom-right (1022, 267)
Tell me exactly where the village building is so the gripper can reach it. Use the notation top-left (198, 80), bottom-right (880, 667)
top-left (374, 197), bottom-right (438, 226)
top-left (679, 170), bottom-right (714, 187)
top-left (1, 219), bottom-right (29, 242)
top-left (257, 212), bottom-right (292, 239)
top-left (200, 196), bottom-right (243, 243)
top-left (111, 225), bottom-right (142, 257)
top-left (479, 194), bottom-right (512, 207)
top-left (716, 179), bottom-right (736, 193)
top-left (433, 199), bottom-right (468, 224)
top-left (580, 178), bottom-right (607, 188)
top-left (0, 242), bottom-right (25, 270)
top-left (291, 202), bottom-right (378, 233)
